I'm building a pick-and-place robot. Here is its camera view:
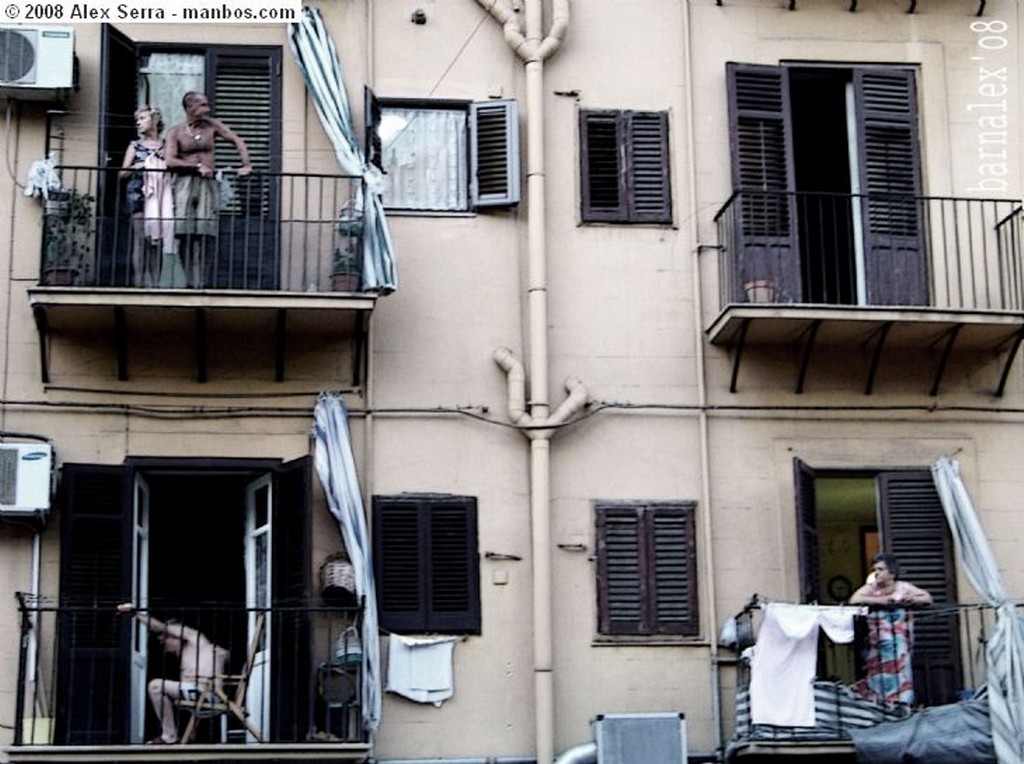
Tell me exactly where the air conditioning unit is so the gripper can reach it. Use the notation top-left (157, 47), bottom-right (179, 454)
top-left (0, 26), bottom-right (74, 98)
top-left (0, 444), bottom-right (52, 516)
top-left (595, 713), bottom-right (687, 764)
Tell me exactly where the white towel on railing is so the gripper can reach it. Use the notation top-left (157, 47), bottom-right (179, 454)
top-left (385, 634), bottom-right (459, 706)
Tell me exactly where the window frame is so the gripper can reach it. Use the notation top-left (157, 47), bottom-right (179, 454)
top-left (594, 500), bottom-right (699, 638)
top-left (371, 94), bottom-right (520, 213)
top-left (579, 108), bottom-right (673, 225)
top-left (372, 493), bottom-right (481, 634)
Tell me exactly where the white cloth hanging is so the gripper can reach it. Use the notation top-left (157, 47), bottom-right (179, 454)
top-left (385, 634), bottom-right (459, 707)
top-left (749, 602), bottom-right (864, 727)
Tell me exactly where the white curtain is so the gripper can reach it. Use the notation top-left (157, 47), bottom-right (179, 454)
top-left (380, 108), bottom-right (467, 211)
top-left (931, 457), bottom-right (1024, 764)
top-left (288, 7), bottom-right (397, 293)
top-left (313, 393), bottom-right (381, 732)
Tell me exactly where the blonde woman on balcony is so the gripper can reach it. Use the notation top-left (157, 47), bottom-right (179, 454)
top-left (119, 105), bottom-right (168, 288)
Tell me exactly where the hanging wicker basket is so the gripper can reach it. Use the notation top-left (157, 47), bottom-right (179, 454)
top-left (320, 551), bottom-right (356, 598)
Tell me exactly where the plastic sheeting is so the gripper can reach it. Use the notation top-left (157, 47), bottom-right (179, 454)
top-left (288, 7), bottom-right (397, 293)
top-left (313, 393), bottom-right (381, 732)
top-left (932, 457), bottom-right (1024, 764)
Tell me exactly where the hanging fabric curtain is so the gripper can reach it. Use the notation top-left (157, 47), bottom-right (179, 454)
top-left (288, 6), bottom-right (397, 292)
top-left (931, 457), bottom-right (1024, 764)
top-left (313, 393), bottom-right (381, 732)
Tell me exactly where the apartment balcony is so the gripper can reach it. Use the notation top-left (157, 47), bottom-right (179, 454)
top-left (26, 167), bottom-right (379, 386)
top-left (11, 596), bottom-right (369, 764)
top-left (710, 191), bottom-right (1024, 394)
top-left (725, 600), bottom-right (1004, 762)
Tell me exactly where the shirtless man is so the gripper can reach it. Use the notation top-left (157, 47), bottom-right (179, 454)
top-left (165, 91), bottom-right (252, 288)
top-left (117, 602), bottom-right (229, 744)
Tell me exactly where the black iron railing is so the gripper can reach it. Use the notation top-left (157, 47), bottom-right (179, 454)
top-left (36, 166), bottom-right (366, 294)
top-left (14, 594), bottom-right (366, 747)
top-left (714, 191), bottom-right (1024, 312)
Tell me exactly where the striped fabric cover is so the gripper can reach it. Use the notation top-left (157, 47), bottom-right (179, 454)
top-left (734, 681), bottom-right (911, 742)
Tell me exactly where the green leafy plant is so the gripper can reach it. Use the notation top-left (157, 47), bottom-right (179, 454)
top-left (332, 201), bottom-right (363, 291)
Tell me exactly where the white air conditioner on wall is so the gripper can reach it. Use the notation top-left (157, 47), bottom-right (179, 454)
top-left (0, 444), bottom-right (52, 516)
top-left (0, 25), bottom-right (74, 98)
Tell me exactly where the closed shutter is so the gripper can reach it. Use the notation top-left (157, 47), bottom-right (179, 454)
top-left (271, 456), bottom-right (311, 742)
top-left (471, 100), bottom-right (520, 207)
top-left (374, 495), bottom-right (480, 633)
top-left (580, 110), bottom-right (671, 224)
top-left (879, 470), bottom-right (960, 706)
top-left (55, 464), bottom-right (131, 745)
top-left (365, 86), bottom-right (383, 172)
top-left (794, 459), bottom-right (821, 603)
top-left (726, 63), bottom-right (801, 302)
top-left (854, 69), bottom-right (927, 306)
top-left (596, 503), bottom-right (698, 636)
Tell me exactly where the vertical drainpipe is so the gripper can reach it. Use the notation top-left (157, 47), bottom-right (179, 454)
top-left (477, 3), bottom-right (570, 764)
top-left (679, 0), bottom-right (723, 752)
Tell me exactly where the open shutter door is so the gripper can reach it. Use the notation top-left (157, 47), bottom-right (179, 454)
top-left (626, 112), bottom-right (672, 224)
top-left (471, 100), bottom-right (520, 208)
top-left (271, 456), bottom-right (311, 741)
top-left (597, 507), bottom-right (644, 634)
top-left (726, 63), bottom-right (800, 302)
top-left (95, 25), bottom-right (138, 287)
top-left (650, 506), bottom-right (698, 636)
top-left (855, 69), bottom-right (927, 306)
top-left (879, 470), bottom-right (960, 706)
top-left (364, 86), bottom-right (383, 172)
top-left (55, 464), bottom-right (131, 745)
top-left (211, 47), bottom-right (281, 289)
top-left (427, 498), bottom-right (480, 633)
top-left (793, 459), bottom-right (821, 604)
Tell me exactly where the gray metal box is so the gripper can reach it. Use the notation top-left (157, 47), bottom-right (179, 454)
top-left (595, 712), bottom-right (687, 764)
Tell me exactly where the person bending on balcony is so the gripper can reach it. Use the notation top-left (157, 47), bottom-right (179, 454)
top-left (117, 602), bottom-right (229, 745)
top-left (849, 554), bottom-right (932, 707)
top-left (165, 91), bottom-right (252, 289)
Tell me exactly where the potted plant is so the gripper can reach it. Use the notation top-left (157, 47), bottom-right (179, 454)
top-left (41, 189), bottom-right (94, 286)
top-left (743, 278), bottom-right (776, 303)
top-left (332, 200), bottom-right (363, 292)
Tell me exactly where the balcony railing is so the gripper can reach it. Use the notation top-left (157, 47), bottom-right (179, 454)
top-left (36, 166), bottom-right (366, 294)
top-left (726, 599), bottom-right (1016, 753)
top-left (714, 191), bottom-right (1024, 312)
top-left (14, 595), bottom-right (367, 748)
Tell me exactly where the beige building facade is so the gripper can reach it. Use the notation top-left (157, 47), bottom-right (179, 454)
top-left (0, 1), bottom-right (1021, 762)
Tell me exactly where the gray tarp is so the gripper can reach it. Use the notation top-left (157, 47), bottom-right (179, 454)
top-left (850, 697), bottom-right (995, 764)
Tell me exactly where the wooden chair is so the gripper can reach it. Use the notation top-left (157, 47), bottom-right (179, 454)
top-left (180, 613), bottom-right (266, 744)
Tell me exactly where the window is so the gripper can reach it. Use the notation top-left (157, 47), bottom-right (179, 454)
top-left (370, 93), bottom-right (520, 212)
top-left (579, 109), bottom-right (672, 224)
top-left (726, 63), bottom-right (924, 306)
top-left (373, 494), bottom-right (481, 634)
top-left (595, 501), bottom-right (698, 636)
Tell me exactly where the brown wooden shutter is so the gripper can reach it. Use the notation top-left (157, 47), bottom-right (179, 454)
top-left (580, 110), bottom-right (625, 222)
top-left (627, 111), bottom-right (672, 224)
top-left (793, 458), bottom-right (821, 603)
top-left (597, 503), bottom-right (698, 636)
top-left (55, 463), bottom-right (131, 745)
top-left (428, 498), bottom-right (480, 632)
top-left (854, 68), bottom-right (927, 306)
top-left (726, 62), bottom-right (801, 302)
top-left (471, 100), bottom-right (520, 208)
top-left (878, 470), bottom-right (961, 706)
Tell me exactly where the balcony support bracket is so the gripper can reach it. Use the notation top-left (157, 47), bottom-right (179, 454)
top-left (795, 319), bottom-right (822, 394)
top-left (353, 311), bottom-right (369, 388)
top-left (930, 323), bottom-right (963, 397)
top-left (195, 308), bottom-right (208, 384)
top-left (995, 326), bottom-right (1024, 397)
top-left (864, 321), bottom-right (894, 395)
top-left (729, 317), bottom-right (753, 393)
top-left (32, 306), bottom-right (50, 385)
top-left (114, 307), bottom-right (129, 381)
top-left (275, 309), bottom-right (287, 382)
